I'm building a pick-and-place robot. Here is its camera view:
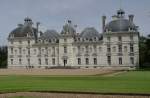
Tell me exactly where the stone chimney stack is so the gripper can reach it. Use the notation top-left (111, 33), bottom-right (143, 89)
top-left (102, 15), bottom-right (106, 33)
top-left (129, 14), bottom-right (134, 23)
top-left (35, 22), bottom-right (40, 43)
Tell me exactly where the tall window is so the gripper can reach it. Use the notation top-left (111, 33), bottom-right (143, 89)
top-left (52, 58), bottom-right (55, 65)
top-left (28, 48), bottom-right (30, 55)
top-left (11, 48), bottom-right (13, 54)
top-left (124, 46), bottom-right (128, 52)
top-left (77, 46), bottom-right (80, 53)
top-left (19, 59), bottom-right (22, 65)
top-left (45, 58), bottom-right (48, 65)
top-left (93, 45), bottom-right (97, 52)
top-left (118, 36), bottom-right (122, 41)
top-left (28, 40), bottom-right (30, 45)
top-left (19, 48), bottom-right (22, 54)
top-left (107, 45), bottom-right (111, 53)
top-left (64, 46), bottom-right (67, 53)
top-left (28, 59), bottom-right (30, 65)
top-left (118, 44), bottom-right (122, 52)
top-left (19, 40), bottom-right (22, 44)
top-left (38, 47), bottom-right (41, 55)
top-left (119, 57), bottom-right (122, 65)
top-left (85, 58), bottom-right (89, 65)
top-left (11, 59), bottom-right (13, 65)
top-left (52, 47), bottom-right (55, 55)
top-left (38, 58), bottom-right (41, 65)
top-left (107, 56), bottom-right (111, 65)
top-left (130, 35), bottom-right (133, 41)
top-left (78, 58), bottom-right (81, 65)
top-left (130, 44), bottom-right (134, 52)
top-left (130, 57), bottom-right (134, 64)
top-left (94, 58), bottom-right (97, 65)
top-left (107, 37), bottom-right (111, 42)
top-left (85, 46), bottom-right (88, 53)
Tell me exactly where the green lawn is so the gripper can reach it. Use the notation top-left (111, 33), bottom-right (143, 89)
top-left (0, 71), bottom-right (150, 94)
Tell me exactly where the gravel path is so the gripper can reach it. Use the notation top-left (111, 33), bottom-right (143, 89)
top-left (0, 68), bottom-right (120, 75)
top-left (0, 92), bottom-right (149, 98)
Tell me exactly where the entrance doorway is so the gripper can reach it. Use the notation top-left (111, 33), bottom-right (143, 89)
top-left (63, 59), bottom-right (67, 67)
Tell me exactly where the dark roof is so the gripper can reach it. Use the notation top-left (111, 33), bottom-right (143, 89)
top-left (61, 21), bottom-right (76, 35)
top-left (40, 30), bottom-right (60, 40)
top-left (9, 25), bottom-right (36, 38)
top-left (80, 27), bottom-right (101, 38)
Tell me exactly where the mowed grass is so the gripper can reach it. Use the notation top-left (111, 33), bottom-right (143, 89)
top-left (0, 71), bottom-right (150, 94)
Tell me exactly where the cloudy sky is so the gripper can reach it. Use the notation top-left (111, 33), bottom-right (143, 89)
top-left (0, 0), bottom-right (150, 45)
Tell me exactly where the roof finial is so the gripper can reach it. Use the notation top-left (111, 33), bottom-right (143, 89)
top-left (119, 0), bottom-right (122, 10)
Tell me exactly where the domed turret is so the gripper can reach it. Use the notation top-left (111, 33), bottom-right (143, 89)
top-left (8, 17), bottom-right (37, 38)
top-left (104, 9), bottom-right (138, 32)
top-left (61, 20), bottom-right (76, 36)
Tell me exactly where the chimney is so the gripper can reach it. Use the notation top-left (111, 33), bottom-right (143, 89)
top-left (102, 15), bottom-right (106, 33)
top-left (35, 22), bottom-right (40, 43)
top-left (129, 15), bottom-right (134, 23)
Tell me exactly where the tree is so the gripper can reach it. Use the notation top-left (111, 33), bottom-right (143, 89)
top-left (0, 46), bottom-right (7, 68)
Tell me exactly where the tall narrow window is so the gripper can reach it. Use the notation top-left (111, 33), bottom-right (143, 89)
top-left (130, 44), bottom-right (134, 52)
top-left (11, 48), bottom-right (13, 54)
top-left (28, 40), bottom-right (30, 45)
top-left (107, 37), bottom-right (111, 42)
top-left (118, 36), bottom-right (122, 41)
top-left (52, 47), bottom-right (55, 56)
top-left (94, 58), bottom-right (97, 65)
top-left (130, 57), bottom-right (134, 64)
top-left (77, 46), bottom-right (80, 53)
top-left (38, 58), bottom-right (41, 65)
top-left (85, 58), bottom-right (89, 65)
top-left (93, 45), bottom-right (97, 52)
top-left (52, 58), bottom-right (55, 65)
top-left (107, 56), bottom-right (111, 65)
top-left (45, 58), bottom-right (48, 65)
top-left (64, 46), bottom-right (67, 53)
top-left (107, 45), bottom-right (111, 53)
top-left (130, 35), bottom-right (133, 41)
top-left (119, 57), bottom-right (122, 65)
top-left (19, 59), bottom-right (22, 65)
top-left (28, 59), bottom-right (30, 65)
top-left (118, 44), bottom-right (122, 52)
top-left (38, 47), bottom-right (41, 55)
top-left (11, 59), bottom-right (13, 65)
top-left (78, 58), bottom-right (81, 65)
top-left (19, 48), bottom-right (22, 54)
top-left (28, 48), bottom-right (30, 55)
top-left (85, 46), bottom-right (88, 53)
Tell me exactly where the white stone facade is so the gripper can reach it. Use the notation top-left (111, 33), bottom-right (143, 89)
top-left (7, 9), bottom-right (139, 69)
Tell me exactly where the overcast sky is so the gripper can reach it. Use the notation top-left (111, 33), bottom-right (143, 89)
top-left (0, 0), bottom-right (150, 45)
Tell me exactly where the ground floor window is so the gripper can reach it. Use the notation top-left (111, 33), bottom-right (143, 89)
top-left (119, 57), bottom-right (122, 65)
top-left (130, 57), bottom-right (134, 64)
top-left (45, 58), bottom-right (48, 65)
top-left (19, 59), bottom-right (22, 65)
top-left (52, 58), bottom-right (55, 65)
top-left (11, 59), bottom-right (13, 65)
top-left (85, 58), bottom-right (89, 65)
top-left (107, 56), bottom-right (111, 65)
top-left (38, 58), bottom-right (41, 65)
top-left (93, 58), bottom-right (97, 65)
top-left (78, 58), bottom-right (81, 65)
top-left (28, 59), bottom-right (30, 66)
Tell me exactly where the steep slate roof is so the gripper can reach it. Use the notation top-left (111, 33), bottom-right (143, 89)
top-left (80, 27), bottom-right (101, 38)
top-left (39, 30), bottom-right (60, 40)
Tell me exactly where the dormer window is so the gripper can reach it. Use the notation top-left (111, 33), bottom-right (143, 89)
top-left (49, 39), bottom-right (51, 43)
top-left (94, 37), bottom-right (97, 41)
